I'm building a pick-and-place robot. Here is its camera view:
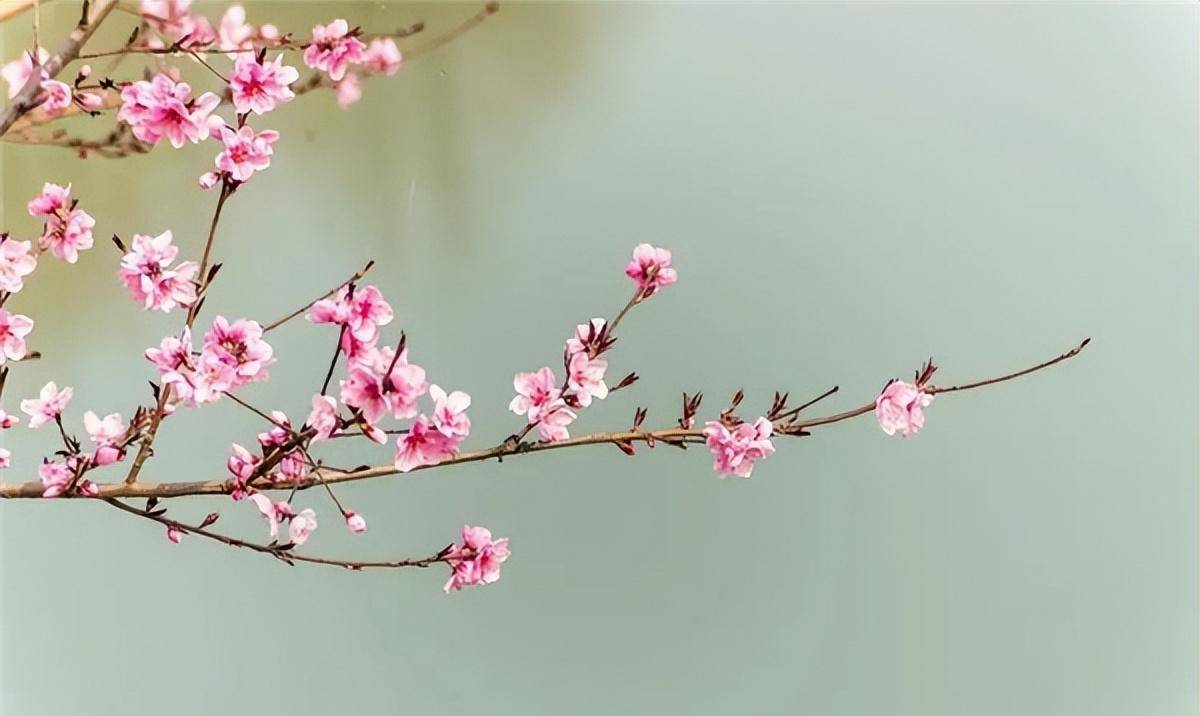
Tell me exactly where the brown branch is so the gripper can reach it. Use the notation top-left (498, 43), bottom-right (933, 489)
top-left (0, 0), bottom-right (118, 136)
top-left (0, 338), bottom-right (1091, 500)
top-left (103, 498), bottom-right (447, 570)
top-left (261, 260), bottom-right (374, 333)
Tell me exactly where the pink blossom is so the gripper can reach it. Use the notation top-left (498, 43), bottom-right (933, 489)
top-left (309, 284), bottom-right (393, 344)
top-left (83, 411), bottom-right (125, 445)
top-left (39, 461), bottom-right (73, 498)
top-left (362, 38), bottom-right (402, 75)
top-left (20, 381), bottom-right (72, 429)
top-left (394, 416), bottom-right (458, 473)
top-left (339, 347), bottom-right (426, 423)
top-left (214, 125), bottom-right (279, 183)
top-left (85, 411), bottom-right (127, 466)
top-left (119, 230), bottom-right (198, 312)
top-left (38, 206), bottom-right (94, 263)
top-left (429, 384), bottom-right (471, 439)
top-left (198, 171), bottom-right (220, 190)
top-left (344, 511), bottom-right (366, 534)
top-left (201, 316), bottom-right (274, 387)
top-left (139, 0), bottom-right (195, 39)
top-left (1, 47), bottom-right (48, 98)
top-left (509, 367), bottom-right (561, 421)
top-left (256, 410), bottom-right (292, 448)
top-left (565, 318), bottom-right (606, 357)
top-left (118, 73), bottom-right (220, 148)
top-left (874, 380), bottom-right (933, 438)
top-left (443, 525), bottom-right (510, 593)
top-left (176, 352), bottom-right (237, 406)
top-left (0, 448), bottom-right (10, 469)
top-left (229, 54), bottom-right (298, 115)
top-left (534, 401), bottom-right (576, 442)
top-left (0, 410), bottom-right (20, 428)
top-left (0, 309), bottom-right (33, 364)
top-left (248, 492), bottom-right (281, 540)
top-left (226, 443), bottom-right (260, 498)
top-left (217, 5), bottom-right (254, 52)
top-left (0, 235), bottom-right (37, 293)
top-left (302, 19), bottom-right (365, 82)
top-left (145, 328), bottom-right (192, 378)
top-left (340, 365), bottom-right (388, 424)
top-left (306, 394), bottom-right (339, 441)
top-left (26, 182), bottom-right (71, 217)
top-left (567, 352), bottom-right (608, 407)
top-left (166, 525), bottom-right (184, 543)
top-left (289, 508), bottom-right (318, 545)
top-left (625, 243), bottom-right (677, 297)
top-left (702, 417), bottom-right (776, 478)
top-left (38, 80), bottom-right (72, 115)
top-left (334, 75), bottom-right (361, 109)
top-left (29, 183), bottom-right (94, 263)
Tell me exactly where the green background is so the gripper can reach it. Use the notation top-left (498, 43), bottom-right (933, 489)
top-left (1, 2), bottom-right (1196, 714)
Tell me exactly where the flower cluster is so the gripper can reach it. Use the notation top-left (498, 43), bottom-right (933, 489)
top-left (444, 525), bottom-right (510, 593)
top-left (874, 380), bottom-right (933, 438)
top-left (27, 183), bottom-right (95, 264)
top-left (118, 74), bottom-right (220, 149)
top-left (146, 316), bottom-right (273, 410)
top-left (703, 418), bottom-right (776, 478)
top-left (118, 231), bottom-right (198, 312)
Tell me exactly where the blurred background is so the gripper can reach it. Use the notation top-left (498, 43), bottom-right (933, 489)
top-left (1, 2), bottom-right (1196, 714)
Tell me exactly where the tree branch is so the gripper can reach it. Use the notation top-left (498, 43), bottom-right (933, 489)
top-left (0, 338), bottom-right (1090, 500)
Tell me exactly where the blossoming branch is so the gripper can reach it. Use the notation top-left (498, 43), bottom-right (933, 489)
top-left (0, 0), bottom-right (1089, 593)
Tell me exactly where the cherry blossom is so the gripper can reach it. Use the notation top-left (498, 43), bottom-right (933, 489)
top-left (344, 511), bottom-right (367, 534)
top-left (0, 448), bottom-right (10, 469)
top-left (0, 309), bottom-right (33, 364)
top-left (430, 384), bottom-right (471, 440)
top-left (394, 416), bottom-right (458, 472)
top-left (229, 54), bottom-right (298, 115)
top-left (28, 183), bottom-right (94, 264)
top-left (226, 443), bottom-right (260, 499)
top-left (118, 73), bottom-right (220, 148)
top-left (289, 508), bottom-right (318, 545)
top-left (83, 411), bottom-right (127, 466)
top-left (201, 316), bottom-right (274, 388)
top-left (166, 525), bottom-right (184, 543)
top-left (119, 231), bottom-right (198, 312)
top-left (139, 0), bottom-right (196, 40)
top-left (20, 381), bottom-right (72, 429)
top-left (362, 38), bottom-right (402, 76)
top-left (38, 461), bottom-right (73, 498)
top-left (217, 5), bottom-right (254, 53)
top-left (309, 284), bottom-right (393, 345)
top-left (0, 235), bottom-right (38, 293)
top-left (509, 367), bottom-right (561, 421)
top-left (535, 401), bottom-right (576, 442)
top-left (334, 75), bottom-right (362, 109)
top-left (38, 205), bottom-right (95, 263)
top-left (874, 380), bottom-right (933, 438)
top-left (302, 19), bottom-right (365, 82)
top-left (625, 243), bottom-right (678, 297)
top-left (0, 410), bottom-right (20, 429)
top-left (1, 47), bottom-right (48, 98)
top-left (306, 394), bottom-right (339, 442)
top-left (38, 80), bottom-right (72, 115)
top-left (26, 182), bottom-right (71, 217)
top-left (443, 525), bottom-right (510, 593)
top-left (702, 417), bottom-right (776, 478)
top-left (213, 125), bottom-right (279, 183)
top-left (248, 492), bottom-right (283, 540)
top-left (565, 318), bottom-right (606, 357)
top-left (567, 352), bottom-right (608, 407)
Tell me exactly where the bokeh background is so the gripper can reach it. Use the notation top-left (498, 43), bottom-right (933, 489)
top-left (1, 2), bottom-right (1196, 714)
